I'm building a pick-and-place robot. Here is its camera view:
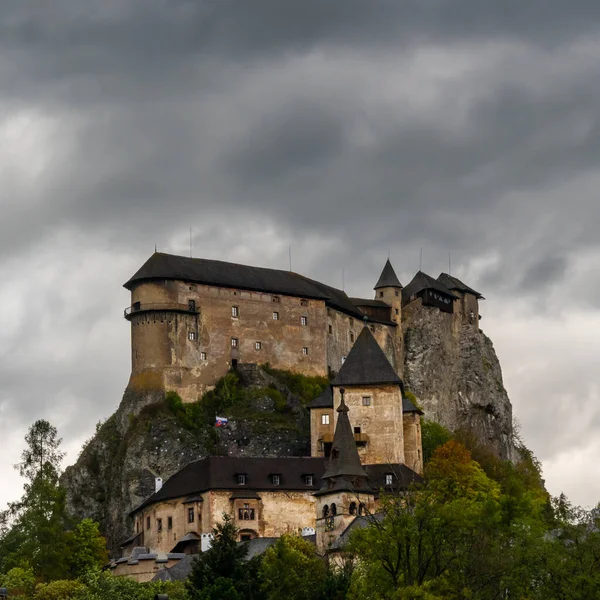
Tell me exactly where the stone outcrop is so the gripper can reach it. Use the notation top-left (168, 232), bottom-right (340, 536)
top-left (402, 299), bottom-right (515, 460)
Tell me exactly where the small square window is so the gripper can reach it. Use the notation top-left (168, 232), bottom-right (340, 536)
top-left (255, 341), bottom-right (262, 350)
top-left (354, 426), bottom-right (361, 434)
top-left (301, 316), bottom-right (308, 326)
top-left (321, 414), bottom-right (330, 425)
top-left (200, 352), bottom-right (207, 360)
top-left (157, 518), bottom-right (163, 532)
top-left (305, 475), bottom-right (314, 486)
top-left (350, 331), bottom-right (354, 343)
top-left (302, 347), bottom-right (308, 355)
top-left (272, 296), bottom-right (281, 303)
top-left (300, 299), bottom-right (308, 306)
top-left (188, 331), bottom-right (196, 341)
top-left (237, 474), bottom-right (246, 485)
top-left (231, 337), bottom-right (238, 348)
top-left (385, 474), bottom-right (393, 486)
top-left (188, 508), bottom-right (195, 523)
top-left (168, 516), bottom-right (173, 530)
top-left (272, 474), bottom-right (281, 485)
top-left (273, 311), bottom-right (279, 320)
top-left (395, 290), bottom-right (399, 297)
top-left (232, 306), bottom-right (239, 318)
top-left (362, 396), bottom-right (371, 406)
top-left (379, 291), bottom-right (384, 298)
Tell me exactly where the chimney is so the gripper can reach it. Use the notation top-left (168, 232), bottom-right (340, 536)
top-left (155, 477), bottom-right (163, 492)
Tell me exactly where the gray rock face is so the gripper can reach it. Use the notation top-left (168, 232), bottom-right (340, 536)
top-left (402, 300), bottom-right (515, 460)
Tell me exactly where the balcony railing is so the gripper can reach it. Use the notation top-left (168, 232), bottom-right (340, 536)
top-left (124, 302), bottom-right (198, 319)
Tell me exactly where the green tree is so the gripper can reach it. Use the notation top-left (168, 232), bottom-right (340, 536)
top-left (66, 519), bottom-right (109, 578)
top-left (186, 514), bottom-right (263, 600)
top-left (260, 535), bottom-right (327, 600)
top-left (0, 566), bottom-right (36, 600)
top-left (420, 419), bottom-right (452, 464)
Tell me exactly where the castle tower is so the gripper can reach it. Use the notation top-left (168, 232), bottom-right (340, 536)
top-left (331, 327), bottom-right (405, 465)
top-left (374, 259), bottom-right (403, 324)
top-left (315, 389), bottom-right (375, 555)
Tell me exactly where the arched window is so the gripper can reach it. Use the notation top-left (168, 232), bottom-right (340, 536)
top-left (331, 503), bottom-right (337, 516)
top-left (358, 503), bottom-right (365, 516)
top-left (322, 505), bottom-right (329, 518)
top-left (349, 502), bottom-right (357, 515)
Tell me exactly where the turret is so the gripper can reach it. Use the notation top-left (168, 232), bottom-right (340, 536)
top-left (315, 389), bottom-right (375, 554)
top-left (374, 259), bottom-right (402, 324)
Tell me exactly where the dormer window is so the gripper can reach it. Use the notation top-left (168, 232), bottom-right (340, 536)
top-left (385, 473), bottom-right (393, 486)
top-left (237, 474), bottom-right (246, 485)
top-left (271, 474), bottom-right (281, 485)
top-left (305, 475), bottom-right (314, 486)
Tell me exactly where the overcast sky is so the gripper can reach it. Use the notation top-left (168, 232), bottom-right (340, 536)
top-left (1, 0), bottom-right (599, 510)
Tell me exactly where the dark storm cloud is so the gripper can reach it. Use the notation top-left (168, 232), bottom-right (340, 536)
top-left (2, 0), bottom-right (600, 507)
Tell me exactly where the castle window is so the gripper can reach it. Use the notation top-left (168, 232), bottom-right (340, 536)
top-left (231, 337), bottom-right (238, 348)
top-left (354, 426), bottom-right (362, 434)
top-left (201, 352), bottom-right (207, 360)
top-left (255, 341), bottom-right (262, 350)
top-left (146, 516), bottom-right (150, 530)
top-left (362, 396), bottom-right (372, 406)
top-left (272, 296), bottom-right (281, 303)
top-left (300, 299), bottom-right (308, 306)
top-left (188, 508), bottom-right (195, 523)
top-left (231, 306), bottom-right (239, 318)
top-left (349, 502), bottom-right (357, 515)
top-left (273, 311), bottom-right (279, 320)
top-left (271, 474), bottom-right (281, 485)
top-left (385, 474), bottom-right (393, 486)
top-left (358, 503), bottom-right (365, 516)
top-left (157, 518), bottom-right (162, 532)
top-left (395, 308), bottom-right (399, 315)
top-left (370, 325), bottom-right (375, 332)
top-left (328, 324), bottom-right (332, 334)
top-left (321, 414), bottom-right (330, 425)
top-left (350, 331), bottom-right (355, 343)
top-left (330, 503), bottom-right (337, 516)
top-left (237, 474), bottom-right (246, 485)
top-left (379, 291), bottom-right (384, 298)
top-left (168, 517), bottom-right (173, 530)
top-left (301, 316), bottom-right (308, 326)
top-left (305, 475), bottom-right (314, 486)
top-left (395, 290), bottom-right (399, 297)
top-left (341, 356), bottom-right (346, 364)
top-left (302, 347), bottom-right (309, 355)
top-left (238, 503), bottom-right (255, 520)
top-left (322, 505), bottom-right (329, 518)
top-left (188, 331), bottom-right (196, 341)
top-left (188, 299), bottom-right (196, 311)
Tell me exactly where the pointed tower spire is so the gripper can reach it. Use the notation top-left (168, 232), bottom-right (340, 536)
top-left (374, 259), bottom-right (402, 290)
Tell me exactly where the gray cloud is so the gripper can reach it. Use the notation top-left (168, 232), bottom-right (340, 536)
top-left (1, 0), bottom-right (600, 508)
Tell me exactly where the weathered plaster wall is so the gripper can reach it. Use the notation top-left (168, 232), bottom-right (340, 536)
top-left (403, 412), bottom-right (423, 475)
top-left (332, 385), bottom-right (405, 465)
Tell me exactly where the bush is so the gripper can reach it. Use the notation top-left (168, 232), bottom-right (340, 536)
top-left (34, 579), bottom-right (87, 600)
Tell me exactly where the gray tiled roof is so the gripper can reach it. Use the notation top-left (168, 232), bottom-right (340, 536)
top-left (402, 271), bottom-right (458, 305)
top-left (350, 297), bottom-right (391, 308)
top-left (374, 259), bottom-right (402, 289)
top-left (125, 253), bottom-right (365, 319)
top-left (402, 397), bottom-right (424, 415)
top-left (307, 386), bottom-right (333, 409)
top-left (332, 327), bottom-right (402, 387)
top-left (437, 273), bottom-right (484, 299)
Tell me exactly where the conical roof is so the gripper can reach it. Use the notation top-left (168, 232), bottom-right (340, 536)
top-left (374, 259), bottom-right (402, 289)
top-left (332, 327), bottom-right (402, 387)
top-left (321, 391), bottom-right (368, 481)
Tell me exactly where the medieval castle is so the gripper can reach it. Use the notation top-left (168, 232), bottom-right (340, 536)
top-left (112, 252), bottom-right (484, 580)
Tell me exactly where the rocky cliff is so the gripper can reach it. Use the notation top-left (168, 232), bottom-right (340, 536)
top-left (402, 299), bottom-right (515, 460)
top-left (62, 304), bottom-right (516, 552)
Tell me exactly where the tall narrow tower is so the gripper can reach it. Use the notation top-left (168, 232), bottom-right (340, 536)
top-left (315, 389), bottom-right (375, 555)
top-left (374, 259), bottom-right (404, 375)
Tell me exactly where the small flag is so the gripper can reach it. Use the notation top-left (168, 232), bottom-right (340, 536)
top-left (215, 416), bottom-right (228, 427)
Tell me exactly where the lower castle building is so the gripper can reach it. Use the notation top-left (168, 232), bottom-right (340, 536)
top-left (113, 327), bottom-right (424, 581)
